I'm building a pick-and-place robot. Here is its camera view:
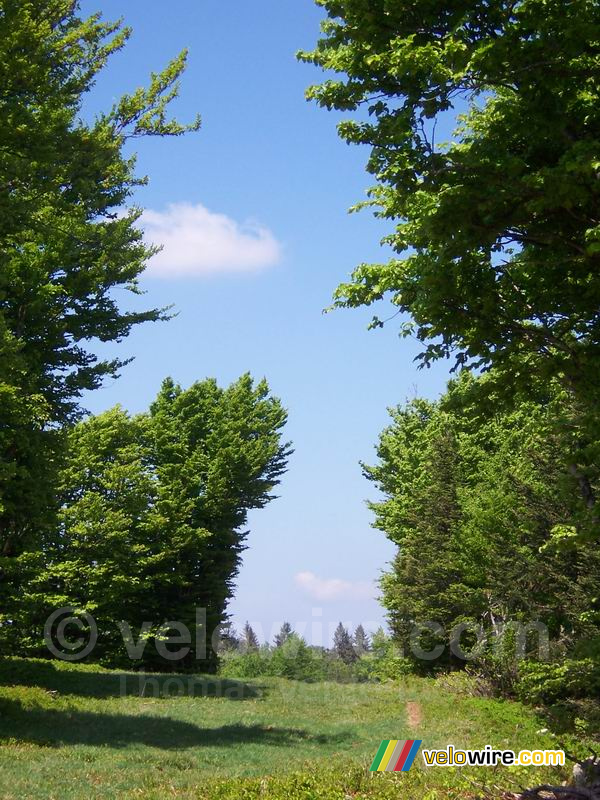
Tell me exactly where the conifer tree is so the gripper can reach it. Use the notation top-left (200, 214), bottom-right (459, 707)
top-left (274, 622), bottom-right (293, 648)
top-left (353, 625), bottom-right (370, 655)
top-left (333, 622), bottom-right (357, 664)
top-left (242, 623), bottom-right (259, 653)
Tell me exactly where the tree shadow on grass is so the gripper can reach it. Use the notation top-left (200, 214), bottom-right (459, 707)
top-left (0, 698), bottom-right (352, 750)
top-left (0, 657), bottom-right (264, 700)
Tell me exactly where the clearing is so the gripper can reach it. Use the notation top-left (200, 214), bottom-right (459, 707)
top-left (0, 658), bottom-right (573, 799)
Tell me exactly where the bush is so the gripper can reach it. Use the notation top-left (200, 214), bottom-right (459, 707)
top-left (217, 630), bottom-right (419, 684)
top-left (218, 636), bottom-right (327, 681)
top-left (518, 658), bottom-right (600, 704)
top-left (266, 636), bottom-right (326, 681)
top-left (218, 652), bottom-right (268, 679)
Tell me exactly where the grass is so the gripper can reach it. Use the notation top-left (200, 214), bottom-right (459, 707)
top-left (0, 657), bottom-right (583, 799)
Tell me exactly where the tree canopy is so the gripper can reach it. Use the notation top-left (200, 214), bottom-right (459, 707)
top-left (7, 375), bottom-right (290, 671)
top-left (300, 1), bottom-right (600, 403)
top-left (0, 1), bottom-right (200, 557)
top-left (365, 372), bottom-right (600, 673)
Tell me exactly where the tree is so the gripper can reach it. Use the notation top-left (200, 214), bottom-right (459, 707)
top-left (0, 1), bottom-right (200, 558)
top-left (11, 375), bottom-right (291, 671)
top-left (274, 621), bottom-right (293, 648)
top-left (366, 372), bottom-right (600, 670)
top-left (370, 627), bottom-right (391, 662)
top-left (15, 405), bottom-right (155, 662)
top-left (333, 622), bottom-right (357, 664)
top-left (300, 2), bottom-right (600, 521)
top-left (217, 623), bottom-right (241, 654)
top-left (368, 399), bottom-right (469, 665)
top-left (353, 624), bottom-right (370, 655)
top-left (146, 374), bottom-right (291, 670)
top-left (268, 633), bottom-right (325, 680)
top-left (242, 623), bottom-right (259, 653)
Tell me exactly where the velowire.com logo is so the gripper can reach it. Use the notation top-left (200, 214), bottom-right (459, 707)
top-left (369, 739), bottom-right (423, 772)
top-left (369, 741), bottom-right (565, 772)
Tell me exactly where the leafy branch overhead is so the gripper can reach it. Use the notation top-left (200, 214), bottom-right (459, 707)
top-left (110, 50), bottom-right (201, 138)
top-left (299, 0), bottom-right (600, 401)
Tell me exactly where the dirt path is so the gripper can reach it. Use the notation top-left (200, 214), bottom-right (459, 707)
top-left (406, 700), bottom-right (422, 729)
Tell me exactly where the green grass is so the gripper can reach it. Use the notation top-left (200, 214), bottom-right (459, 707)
top-left (0, 658), bottom-right (579, 799)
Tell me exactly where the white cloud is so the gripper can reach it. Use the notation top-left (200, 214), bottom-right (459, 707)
top-left (140, 202), bottom-right (281, 277)
top-left (294, 571), bottom-right (375, 602)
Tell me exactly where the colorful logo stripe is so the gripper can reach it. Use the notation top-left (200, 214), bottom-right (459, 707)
top-left (369, 739), bottom-right (422, 772)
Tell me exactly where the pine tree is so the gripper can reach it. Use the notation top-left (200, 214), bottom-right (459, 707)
top-left (353, 625), bottom-right (370, 656)
top-left (333, 622), bottom-right (357, 664)
top-left (242, 623), bottom-right (259, 653)
top-left (274, 622), bottom-right (293, 648)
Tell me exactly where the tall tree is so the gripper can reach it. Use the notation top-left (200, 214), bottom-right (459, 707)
top-left (367, 373), bottom-right (600, 668)
top-left (146, 375), bottom-right (291, 670)
top-left (300, 1), bottom-right (600, 526)
top-left (301, 0), bottom-right (600, 390)
top-left (242, 623), bottom-right (260, 653)
top-left (274, 621), bottom-right (293, 648)
top-left (333, 622), bottom-right (357, 664)
top-left (0, 1), bottom-right (200, 558)
top-left (353, 624), bottom-right (370, 655)
top-left (13, 375), bottom-right (290, 671)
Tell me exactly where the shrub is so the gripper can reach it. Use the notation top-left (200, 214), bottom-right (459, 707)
top-left (518, 658), bottom-right (600, 704)
top-left (218, 636), bottom-right (327, 681)
top-left (218, 652), bottom-right (268, 679)
top-left (217, 630), bottom-right (419, 684)
top-left (265, 636), bottom-right (326, 681)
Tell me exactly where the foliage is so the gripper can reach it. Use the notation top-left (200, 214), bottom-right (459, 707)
top-left (217, 629), bottom-right (416, 684)
top-left (0, 0), bottom-right (200, 559)
top-left (219, 636), bottom-right (328, 682)
top-left (7, 375), bottom-right (290, 671)
top-left (358, 639), bottom-right (414, 683)
top-left (301, 1), bottom-right (600, 535)
top-left (266, 635), bottom-right (328, 681)
top-left (300, 0), bottom-right (600, 394)
top-left (518, 658), bottom-right (600, 705)
top-left (365, 372), bottom-right (600, 682)
top-left (333, 622), bottom-right (358, 664)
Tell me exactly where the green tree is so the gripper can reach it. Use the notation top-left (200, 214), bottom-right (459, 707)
top-left (12, 375), bottom-right (290, 671)
top-left (371, 627), bottom-right (388, 658)
top-left (0, 1), bottom-right (200, 559)
top-left (274, 621), bottom-right (293, 648)
top-left (353, 624), bottom-right (370, 655)
top-left (242, 623), bottom-right (260, 653)
top-left (301, 1), bottom-right (600, 523)
top-left (146, 374), bottom-right (291, 670)
top-left (333, 622), bottom-right (357, 664)
top-left (367, 373), bottom-right (600, 671)
top-left (268, 634), bottom-right (325, 680)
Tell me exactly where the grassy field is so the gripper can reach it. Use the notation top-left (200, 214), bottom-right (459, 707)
top-left (0, 658), bottom-right (578, 799)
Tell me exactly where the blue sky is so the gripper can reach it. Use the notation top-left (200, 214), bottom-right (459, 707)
top-left (81, 0), bottom-right (452, 645)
